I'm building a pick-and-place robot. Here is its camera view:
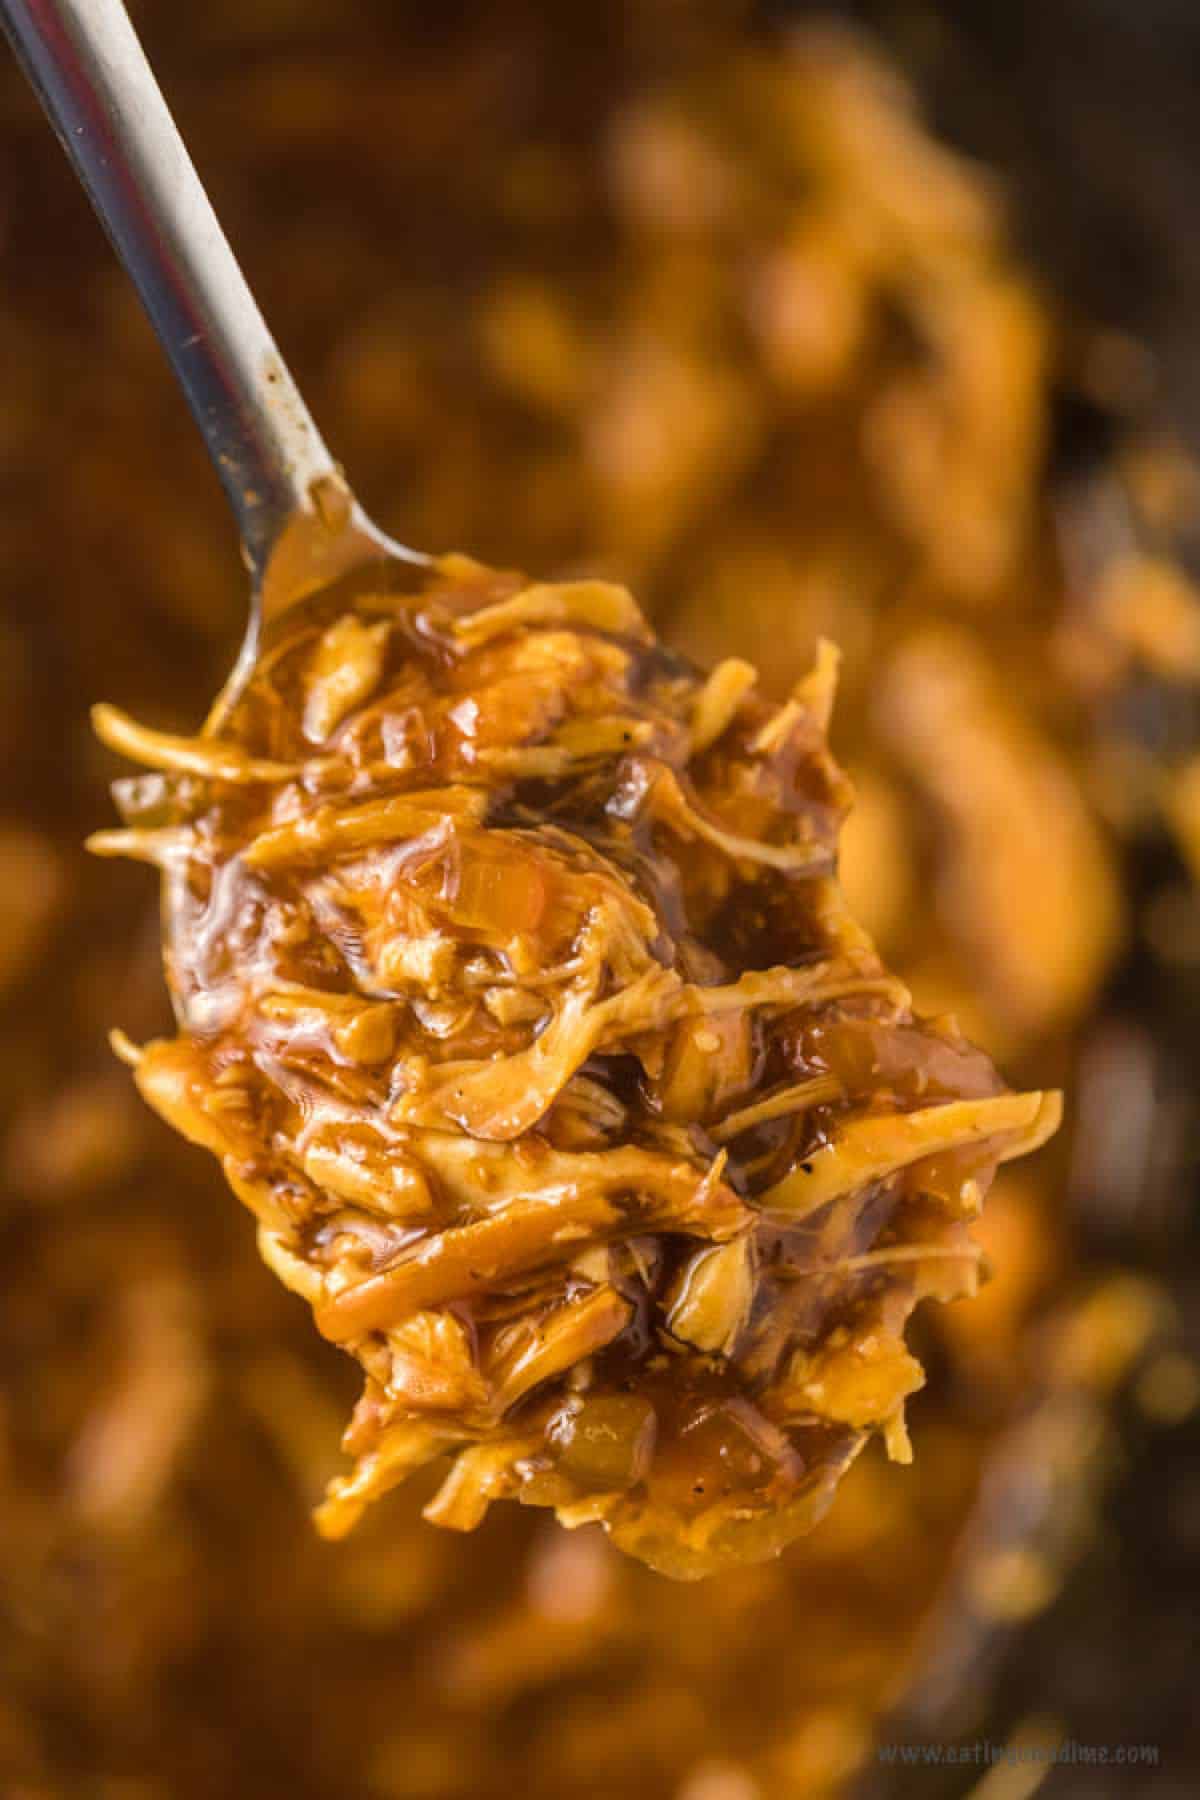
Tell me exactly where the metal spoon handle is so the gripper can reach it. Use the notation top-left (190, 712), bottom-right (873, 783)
top-left (0, 0), bottom-right (341, 581)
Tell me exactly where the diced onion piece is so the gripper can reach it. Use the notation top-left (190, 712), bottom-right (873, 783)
top-left (552, 1393), bottom-right (658, 1494)
top-left (434, 840), bottom-right (548, 935)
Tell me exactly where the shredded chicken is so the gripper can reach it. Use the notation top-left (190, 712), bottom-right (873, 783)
top-left (91, 557), bottom-right (1059, 1576)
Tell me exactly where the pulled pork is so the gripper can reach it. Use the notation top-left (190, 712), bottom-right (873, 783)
top-left (91, 556), bottom-right (1059, 1576)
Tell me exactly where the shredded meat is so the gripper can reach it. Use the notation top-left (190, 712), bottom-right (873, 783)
top-left (91, 554), bottom-right (1059, 1576)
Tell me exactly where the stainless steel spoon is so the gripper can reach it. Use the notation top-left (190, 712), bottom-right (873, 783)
top-left (0, 0), bottom-right (429, 721)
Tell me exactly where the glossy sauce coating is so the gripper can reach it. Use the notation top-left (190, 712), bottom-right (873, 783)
top-left (93, 555), bottom-right (1059, 1575)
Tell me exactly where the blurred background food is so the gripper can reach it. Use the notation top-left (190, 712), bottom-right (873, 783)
top-left (1, 2), bottom-right (1198, 1795)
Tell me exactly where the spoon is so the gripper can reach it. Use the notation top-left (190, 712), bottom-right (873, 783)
top-left (0, 0), bottom-right (429, 722)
